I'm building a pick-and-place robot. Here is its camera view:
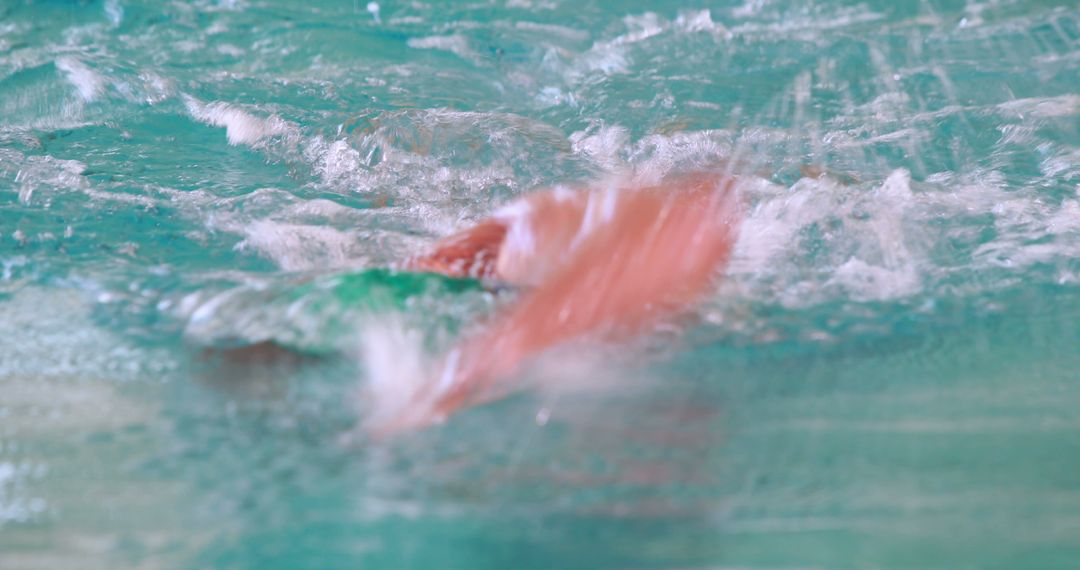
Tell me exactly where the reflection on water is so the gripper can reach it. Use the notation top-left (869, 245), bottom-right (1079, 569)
top-left (1, 0), bottom-right (1078, 567)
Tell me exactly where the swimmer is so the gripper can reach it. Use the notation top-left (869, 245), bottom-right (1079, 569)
top-left (381, 172), bottom-right (742, 430)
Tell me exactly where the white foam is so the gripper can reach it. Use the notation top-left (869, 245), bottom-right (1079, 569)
top-left (514, 21), bottom-right (589, 42)
top-left (997, 95), bottom-right (1080, 119)
top-left (212, 0), bottom-right (247, 12)
top-left (317, 138), bottom-right (373, 189)
top-left (569, 125), bottom-right (629, 171)
top-left (625, 130), bottom-right (732, 179)
top-left (407, 35), bottom-right (481, 63)
top-left (548, 14), bottom-right (682, 81)
top-left (615, 13), bottom-right (666, 45)
top-left (281, 197), bottom-right (365, 221)
top-left (505, 0), bottom-right (557, 8)
top-left (577, 44), bottom-right (630, 76)
top-left (730, 169), bottom-right (926, 305)
top-left (728, 183), bottom-right (811, 275)
top-left (55, 57), bottom-right (106, 102)
top-left (732, 0), bottom-right (769, 18)
top-left (183, 96), bottom-right (292, 147)
top-left (194, 186), bottom-right (385, 270)
top-left (675, 9), bottom-right (730, 38)
top-left (535, 86), bottom-right (578, 107)
top-left (1042, 148), bottom-right (1080, 179)
top-left (231, 220), bottom-right (367, 271)
top-left (1, 256), bottom-right (28, 282)
top-left (216, 43), bottom-right (245, 57)
top-left (137, 71), bottom-right (174, 104)
top-left (388, 16), bottom-right (424, 25)
top-left (358, 315), bottom-right (443, 433)
top-left (357, 321), bottom-right (645, 434)
top-left (728, 6), bottom-right (884, 37)
top-left (966, 182), bottom-right (1080, 272)
top-left (1, 149), bottom-right (89, 206)
top-left (206, 20), bottom-right (229, 35)
top-left (104, 0), bottom-right (124, 26)
top-left (829, 257), bottom-right (920, 302)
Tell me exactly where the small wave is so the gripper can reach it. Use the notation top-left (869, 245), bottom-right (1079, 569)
top-left (674, 9), bottom-right (730, 38)
top-left (55, 57), bottom-right (106, 102)
top-left (232, 220), bottom-right (369, 272)
top-left (183, 95), bottom-right (294, 147)
top-left (730, 169), bottom-right (925, 306)
top-left (0, 148), bottom-right (89, 206)
top-left (407, 35), bottom-right (482, 63)
top-left (997, 94), bottom-right (1080, 119)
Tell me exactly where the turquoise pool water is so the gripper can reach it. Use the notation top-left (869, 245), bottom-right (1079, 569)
top-left (2, 0), bottom-right (1079, 568)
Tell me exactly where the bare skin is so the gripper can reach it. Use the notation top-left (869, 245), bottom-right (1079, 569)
top-left (391, 172), bottom-right (742, 428)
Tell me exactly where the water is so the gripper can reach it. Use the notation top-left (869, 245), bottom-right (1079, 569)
top-left (1, 0), bottom-right (1078, 567)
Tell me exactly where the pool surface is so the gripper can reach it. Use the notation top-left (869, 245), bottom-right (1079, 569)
top-left (2, 0), bottom-right (1079, 568)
